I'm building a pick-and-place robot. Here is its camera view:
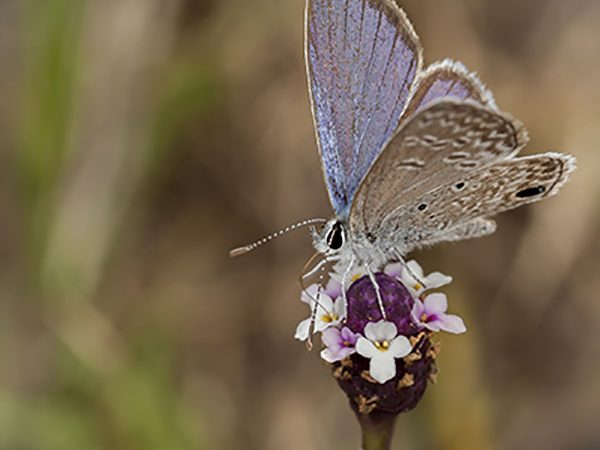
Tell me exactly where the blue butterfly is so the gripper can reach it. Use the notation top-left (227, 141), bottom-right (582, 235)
top-left (232, 0), bottom-right (575, 304)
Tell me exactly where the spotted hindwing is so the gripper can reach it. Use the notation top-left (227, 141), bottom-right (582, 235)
top-left (379, 153), bottom-right (576, 252)
top-left (350, 99), bottom-right (528, 238)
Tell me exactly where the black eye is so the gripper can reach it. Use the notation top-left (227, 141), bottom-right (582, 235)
top-left (516, 186), bottom-right (546, 198)
top-left (327, 222), bottom-right (344, 250)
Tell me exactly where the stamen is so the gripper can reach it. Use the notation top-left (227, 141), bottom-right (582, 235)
top-left (374, 340), bottom-right (390, 351)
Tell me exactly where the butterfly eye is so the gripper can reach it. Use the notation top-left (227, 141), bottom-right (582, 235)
top-left (327, 222), bottom-right (345, 250)
top-left (516, 186), bottom-right (546, 198)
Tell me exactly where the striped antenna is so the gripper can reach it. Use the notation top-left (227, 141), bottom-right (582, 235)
top-left (229, 218), bottom-right (327, 257)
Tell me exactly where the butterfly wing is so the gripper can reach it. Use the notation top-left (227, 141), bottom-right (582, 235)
top-left (417, 218), bottom-right (497, 248)
top-left (377, 153), bottom-right (576, 253)
top-left (401, 59), bottom-right (497, 121)
top-left (350, 99), bottom-right (528, 237)
top-left (306, 0), bottom-right (422, 218)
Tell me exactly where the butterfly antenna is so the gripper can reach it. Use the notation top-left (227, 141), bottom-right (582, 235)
top-left (229, 218), bottom-right (327, 257)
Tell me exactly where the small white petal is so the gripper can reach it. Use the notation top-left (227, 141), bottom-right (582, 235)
top-left (388, 335), bottom-right (413, 358)
top-left (439, 314), bottom-right (467, 334)
top-left (384, 262), bottom-right (404, 278)
top-left (334, 297), bottom-right (347, 321)
top-left (402, 260), bottom-right (424, 283)
top-left (424, 272), bottom-right (453, 289)
top-left (424, 293), bottom-right (448, 314)
top-left (320, 348), bottom-right (340, 363)
top-left (369, 354), bottom-right (397, 384)
top-left (356, 337), bottom-right (378, 359)
top-left (364, 321), bottom-right (398, 342)
top-left (294, 319), bottom-right (311, 341)
top-left (424, 321), bottom-right (442, 332)
top-left (406, 260), bottom-right (424, 277)
top-left (314, 316), bottom-right (332, 333)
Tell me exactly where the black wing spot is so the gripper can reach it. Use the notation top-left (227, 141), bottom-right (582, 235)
top-left (453, 181), bottom-right (466, 191)
top-left (417, 203), bottom-right (427, 211)
top-left (516, 186), bottom-right (546, 198)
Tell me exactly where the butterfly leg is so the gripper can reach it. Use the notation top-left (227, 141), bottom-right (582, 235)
top-left (340, 255), bottom-right (356, 319)
top-left (306, 262), bottom-right (328, 351)
top-left (301, 253), bottom-right (340, 281)
top-left (366, 264), bottom-right (387, 320)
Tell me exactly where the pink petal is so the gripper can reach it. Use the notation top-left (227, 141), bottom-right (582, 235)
top-left (325, 279), bottom-right (342, 299)
top-left (340, 327), bottom-right (359, 345)
top-left (424, 293), bottom-right (448, 314)
top-left (411, 299), bottom-right (425, 324)
top-left (321, 327), bottom-right (342, 347)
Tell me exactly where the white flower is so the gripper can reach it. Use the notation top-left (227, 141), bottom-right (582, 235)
top-left (294, 285), bottom-right (345, 342)
top-left (385, 260), bottom-right (452, 297)
top-left (356, 321), bottom-right (413, 384)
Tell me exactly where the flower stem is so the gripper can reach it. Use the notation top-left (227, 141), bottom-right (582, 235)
top-left (356, 412), bottom-right (397, 450)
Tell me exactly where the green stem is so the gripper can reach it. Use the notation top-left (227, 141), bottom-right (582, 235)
top-left (356, 412), bottom-right (397, 450)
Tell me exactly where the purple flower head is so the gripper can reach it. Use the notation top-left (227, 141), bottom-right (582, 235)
top-left (320, 327), bottom-right (360, 363)
top-left (345, 273), bottom-right (419, 336)
top-left (411, 293), bottom-right (466, 334)
top-left (328, 271), bottom-right (439, 417)
top-left (295, 261), bottom-right (464, 418)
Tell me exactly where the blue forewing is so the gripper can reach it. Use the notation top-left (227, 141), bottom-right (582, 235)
top-left (305, 0), bottom-right (422, 218)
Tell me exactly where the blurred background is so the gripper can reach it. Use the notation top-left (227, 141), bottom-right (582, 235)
top-left (1, 0), bottom-right (599, 449)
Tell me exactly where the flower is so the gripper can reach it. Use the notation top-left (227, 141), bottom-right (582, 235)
top-left (385, 260), bottom-right (452, 297)
top-left (411, 293), bottom-right (466, 334)
top-left (295, 284), bottom-right (345, 341)
top-left (320, 327), bottom-right (360, 363)
top-left (329, 273), bottom-right (439, 417)
top-left (356, 321), bottom-right (413, 384)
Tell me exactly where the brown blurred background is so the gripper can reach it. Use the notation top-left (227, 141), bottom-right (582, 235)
top-left (1, 0), bottom-right (599, 449)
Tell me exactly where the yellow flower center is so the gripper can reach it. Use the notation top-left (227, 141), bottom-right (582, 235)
top-left (374, 340), bottom-right (390, 351)
top-left (321, 313), bottom-right (339, 323)
top-left (413, 282), bottom-right (423, 291)
top-left (420, 313), bottom-right (428, 322)
top-left (351, 273), bottom-right (362, 282)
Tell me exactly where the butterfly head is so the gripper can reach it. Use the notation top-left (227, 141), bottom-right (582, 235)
top-left (312, 219), bottom-right (348, 256)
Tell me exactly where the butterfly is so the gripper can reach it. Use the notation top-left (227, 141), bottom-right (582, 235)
top-left (231, 0), bottom-right (575, 301)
